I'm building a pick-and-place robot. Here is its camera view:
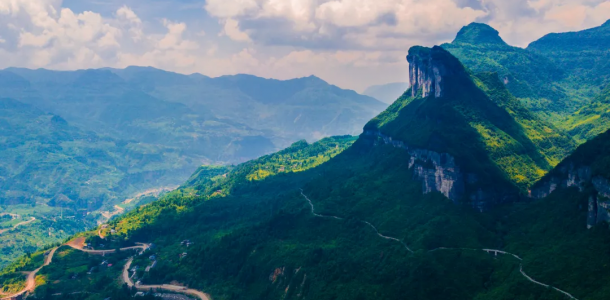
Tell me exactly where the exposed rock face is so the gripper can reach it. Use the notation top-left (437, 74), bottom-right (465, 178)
top-left (530, 163), bottom-right (591, 198)
top-left (531, 163), bottom-right (610, 228)
top-left (407, 48), bottom-right (446, 98)
top-left (364, 130), bottom-right (466, 202)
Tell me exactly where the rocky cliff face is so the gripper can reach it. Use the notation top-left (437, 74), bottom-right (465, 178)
top-left (364, 130), bottom-right (499, 210)
top-left (531, 163), bottom-right (610, 228)
top-left (407, 47), bottom-right (447, 98)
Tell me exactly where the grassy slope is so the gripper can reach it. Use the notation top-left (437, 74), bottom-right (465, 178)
top-left (23, 44), bottom-right (608, 299)
top-left (366, 46), bottom-right (557, 191)
top-left (5, 38), bottom-right (610, 300)
top-left (0, 98), bottom-right (191, 268)
top-left (443, 22), bottom-right (610, 146)
top-left (441, 23), bottom-right (571, 113)
top-left (7, 103), bottom-right (610, 300)
top-left (527, 21), bottom-right (610, 144)
top-left (48, 137), bottom-right (607, 300)
top-left (565, 86), bottom-right (610, 143)
top-left (472, 73), bottom-right (576, 166)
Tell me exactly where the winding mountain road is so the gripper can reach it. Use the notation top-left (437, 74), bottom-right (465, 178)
top-left (0, 217), bottom-right (36, 235)
top-left (66, 237), bottom-right (150, 255)
top-left (2, 235), bottom-right (209, 300)
top-left (301, 190), bottom-right (414, 253)
top-left (2, 239), bottom-right (151, 300)
top-left (300, 190), bottom-right (578, 300)
top-left (123, 258), bottom-right (210, 300)
top-left (1, 246), bottom-right (58, 300)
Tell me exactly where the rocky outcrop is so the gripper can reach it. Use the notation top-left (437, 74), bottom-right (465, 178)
top-left (530, 163), bottom-right (591, 198)
top-left (407, 48), bottom-right (446, 98)
top-left (364, 130), bottom-right (467, 202)
top-left (531, 163), bottom-right (610, 228)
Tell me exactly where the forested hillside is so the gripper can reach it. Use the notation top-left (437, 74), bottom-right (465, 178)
top-left (0, 67), bottom-right (383, 268)
top-left (443, 21), bottom-right (610, 144)
top-left (8, 44), bottom-right (610, 300)
top-left (4, 20), bottom-right (610, 300)
top-left (0, 97), bottom-right (192, 267)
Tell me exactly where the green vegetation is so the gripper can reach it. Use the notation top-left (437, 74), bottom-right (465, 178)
top-left (35, 134), bottom-right (609, 300)
top-left (537, 128), bottom-right (610, 182)
top-left (108, 136), bottom-right (356, 238)
top-left (472, 72), bottom-right (576, 166)
top-left (565, 86), bottom-right (610, 143)
top-left (0, 66), bottom-right (385, 267)
top-left (0, 217), bottom-right (87, 268)
top-left (1, 67), bottom-right (385, 163)
top-left (443, 21), bottom-right (610, 145)
top-left (30, 246), bottom-right (160, 300)
top-left (0, 98), bottom-right (190, 268)
top-left (6, 21), bottom-right (610, 300)
top-left (367, 46), bottom-right (558, 190)
top-left (442, 23), bottom-right (569, 112)
top-left (527, 20), bottom-right (610, 90)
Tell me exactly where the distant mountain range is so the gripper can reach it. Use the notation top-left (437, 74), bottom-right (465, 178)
top-left (0, 68), bottom-right (386, 267)
top-left (363, 82), bottom-right (410, 104)
top-left (6, 19), bottom-right (610, 300)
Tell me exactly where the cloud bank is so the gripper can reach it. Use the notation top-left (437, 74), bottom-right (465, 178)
top-left (0, 0), bottom-right (609, 91)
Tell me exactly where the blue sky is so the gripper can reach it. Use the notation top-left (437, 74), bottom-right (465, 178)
top-left (1, 0), bottom-right (609, 91)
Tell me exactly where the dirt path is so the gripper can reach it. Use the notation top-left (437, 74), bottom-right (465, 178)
top-left (65, 237), bottom-right (150, 255)
top-left (123, 257), bottom-right (211, 300)
top-left (2, 239), bottom-right (150, 299)
top-left (123, 186), bottom-right (178, 205)
top-left (101, 205), bottom-right (125, 220)
top-left (0, 217), bottom-right (36, 235)
top-left (301, 190), bottom-right (413, 253)
top-left (300, 190), bottom-right (577, 300)
top-left (1, 247), bottom-right (58, 300)
top-left (97, 224), bottom-right (108, 239)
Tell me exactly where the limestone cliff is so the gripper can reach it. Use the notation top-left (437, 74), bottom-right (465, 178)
top-left (531, 163), bottom-right (610, 228)
top-left (407, 47), bottom-right (447, 98)
top-left (363, 130), bottom-right (502, 211)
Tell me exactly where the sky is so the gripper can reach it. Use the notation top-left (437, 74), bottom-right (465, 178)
top-left (0, 0), bottom-right (609, 92)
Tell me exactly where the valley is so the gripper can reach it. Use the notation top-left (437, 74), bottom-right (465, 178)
top-left (1, 13), bottom-right (610, 300)
top-left (0, 68), bottom-right (383, 268)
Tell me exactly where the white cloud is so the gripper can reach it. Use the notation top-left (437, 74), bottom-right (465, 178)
top-left (116, 5), bottom-right (141, 25)
top-left (220, 18), bottom-right (251, 42)
top-left (205, 0), bottom-right (488, 50)
top-left (1, 0), bottom-right (609, 92)
top-left (116, 5), bottom-right (143, 41)
top-left (158, 19), bottom-right (199, 50)
top-left (0, 0), bottom-right (205, 73)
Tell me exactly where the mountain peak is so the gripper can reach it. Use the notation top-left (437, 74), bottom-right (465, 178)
top-left (453, 23), bottom-right (507, 46)
top-left (603, 19), bottom-right (610, 27)
top-left (407, 46), bottom-right (467, 98)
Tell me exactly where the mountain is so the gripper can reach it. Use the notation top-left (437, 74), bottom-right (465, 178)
top-left (526, 21), bottom-right (610, 143)
top-left (8, 45), bottom-right (609, 300)
top-left (532, 128), bottom-right (610, 222)
top-left (368, 46), bottom-right (574, 192)
top-left (442, 23), bottom-right (570, 113)
top-left (0, 98), bottom-right (192, 267)
top-left (363, 82), bottom-right (410, 104)
top-left (527, 20), bottom-right (610, 88)
top-left (0, 67), bottom-right (385, 269)
top-left (0, 68), bottom-right (276, 163)
top-left (566, 85), bottom-right (610, 143)
top-left (442, 21), bottom-right (610, 144)
top-left (1, 67), bottom-right (386, 163)
top-left (108, 67), bottom-right (388, 144)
